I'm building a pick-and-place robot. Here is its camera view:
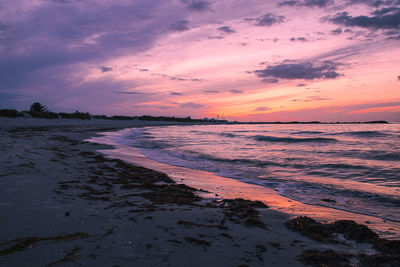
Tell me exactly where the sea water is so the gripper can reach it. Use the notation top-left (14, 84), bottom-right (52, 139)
top-left (104, 123), bottom-right (400, 222)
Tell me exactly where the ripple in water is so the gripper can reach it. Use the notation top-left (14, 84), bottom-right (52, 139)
top-left (114, 123), bottom-right (400, 222)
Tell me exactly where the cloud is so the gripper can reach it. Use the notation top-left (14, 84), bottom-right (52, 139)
top-left (327, 10), bottom-right (400, 29)
top-left (204, 90), bottom-right (219, 94)
top-left (246, 13), bottom-right (286, 27)
top-left (152, 72), bottom-right (202, 82)
top-left (218, 26), bottom-right (236, 34)
top-left (278, 1), bottom-right (299, 7)
top-left (297, 83), bottom-right (307, 87)
top-left (387, 34), bottom-right (400, 40)
top-left (372, 7), bottom-right (400, 16)
top-left (186, 1), bottom-right (212, 12)
top-left (304, 95), bottom-right (332, 102)
top-left (180, 102), bottom-right (204, 109)
top-left (290, 37), bottom-right (308, 41)
top-left (113, 91), bottom-right (146, 95)
top-left (398, 75), bottom-right (400, 80)
top-left (170, 91), bottom-right (183, 95)
top-left (253, 106), bottom-right (271, 112)
top-left (330, 28), bottom-right (343, 35)
top-left (170, 77), bottom-right (187, 81)
top-left (133, 104), bottom-right (175, 110)
top-left (139, 68), bottom-right (149, 72)
top-left (0, 0), bottom-right (192, 96)
top-left (208, 35), bottom-right (224, 40)
top-left (170, 20), bottom-right (191, 32)
top-left (261, 77), bottom-right (280, 83)
top-left (278, 0), bottom-right (333, 8)
top-left (345, 0), bottom-right (400, 7)
top-left (99, 66), bottom-right (113, 73)
top-left (254, 60), bottom-right (342, 81)
top-left (229, 89), bottom-right (243, 94)
top-left (302, 0), bottom-right (333, 7)
top-left (0, 22), bottom-right (8, 42)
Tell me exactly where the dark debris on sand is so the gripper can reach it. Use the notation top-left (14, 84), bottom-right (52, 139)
top-left (219, 198), bottom-right (269, 229)
top-left (0, 233), bottom-right (88, 256)
top-left (286, 216), bottom-right (400, 267)
top-left (298, 249), bottom-right (352, 267)
top-left (56, 152), bottom-right (201, 206)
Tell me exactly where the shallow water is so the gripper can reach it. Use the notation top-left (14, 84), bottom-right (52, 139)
top-left (104, 123), bottom-right (400, 223)
top-left (90, 123), bottom-right (400, 223)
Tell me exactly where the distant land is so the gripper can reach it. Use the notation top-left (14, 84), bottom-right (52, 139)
top-left (0, 102), bottom-right (389, 124)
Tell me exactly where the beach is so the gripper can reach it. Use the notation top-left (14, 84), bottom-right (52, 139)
top-left (1, 118), bottom-right (399, 267)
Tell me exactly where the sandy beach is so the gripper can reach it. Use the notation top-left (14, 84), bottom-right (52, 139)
top-left (1, 118), bottom-right (399, 267)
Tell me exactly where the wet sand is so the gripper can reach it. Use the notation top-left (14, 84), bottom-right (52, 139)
top-left (0, 117), bottom-right (398, 266)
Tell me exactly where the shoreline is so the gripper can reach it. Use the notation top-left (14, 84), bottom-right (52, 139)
top-left (89, 127), bottom-right (400, 240)
top-left (1, 117), bottom-right (399, 266)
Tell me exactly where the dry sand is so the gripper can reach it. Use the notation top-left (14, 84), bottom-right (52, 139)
top-left (0, 117), bottom-right (398, 266)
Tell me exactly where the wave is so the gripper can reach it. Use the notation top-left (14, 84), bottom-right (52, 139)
top-left (187, 151), bottom-right (274, 167)
top-left (293, 131), bottom-right (324, 135)
top-left (219, 132), bottom-right (239, 138)
top-left (253, 135), bottom-right (337, 143)
top-left (356, 151), bottom-right (400, 162)
top-left (337, 131), bottom-right (390, 138)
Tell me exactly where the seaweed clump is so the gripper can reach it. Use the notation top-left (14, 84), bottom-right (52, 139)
top-left (331, 220), bottom-right (378, 243)
top-left (220, 198), bottom-right (268, 229)
top-left (285, 216), bottom-right (334, 242)
top-left (285, 216), bottom-right (381, 244)
top-left (287, 216), bottom-right (400, 266)
top-left (140, 184), bottom-right (201, 205)
top-left (299, 249), bottom-right (352, 267)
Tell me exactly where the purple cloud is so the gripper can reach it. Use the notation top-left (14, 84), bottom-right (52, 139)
top-left (255, 60), bottom-right (342, 81)
top-left (290, 37), bottom-right (308, 41)
top-left (0, 0), bottom-right (194, 110)
top-left (170, 20), bottom-right (191, 32)
top-left (245, 13), bottom-right (286, 27)
top-left (255, 13), bottom-right (286, 26)
top-left (253, 106), bottom-right (271, 112)
top-left (331, 28), bottom-right (343, 35)
top-left (262, 78), bottom-right (280, 83)
top-left (218, 26), bottom-right (236, 34)
top-left (180, 102), bottom-right (204, 109)
top-left (204, 90), bottom-right (220, 94)
top-left (187, 1), bottom-right (212, 12)
top-left (328, 10), bottom-right (400, 29)
top-left (278, 0), bottom-right (333, 8)
top-left (99, 66), bottom-right (113, 73)
top-left (230, 89), bottom-right (243, 94)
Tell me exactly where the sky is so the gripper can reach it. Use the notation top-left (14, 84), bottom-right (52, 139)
top-left (0, 0), bottom-right (399, 121)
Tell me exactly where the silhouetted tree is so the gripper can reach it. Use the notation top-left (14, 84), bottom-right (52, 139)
top-left (30, 102), bottom-right (48, 112)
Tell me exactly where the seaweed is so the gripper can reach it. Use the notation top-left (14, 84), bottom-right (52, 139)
top-left (358, 253), bottom-right (400, 267)
top-left (47, 246), bottom-right (82, 266)
top-left (245, 217), bottom-right (267, 229)
top-left (220, 198), bottom-right (268, 229)
top-left (0, 232), bottom-right (88, 255)
top-left (0, 237), bottom-right (40, 255)
top-left (185, 237), bottom-right (211, 247)
top-left (331, 220), bottom-right (378, 243)
top-left (285, 216), bottom-right (333, 241)
top-left (287, 217), bottom-right (400, 266)
top-left (140, 184), bottom-right (200, 205)
top-left (298, 249), bottom-right (352, 267)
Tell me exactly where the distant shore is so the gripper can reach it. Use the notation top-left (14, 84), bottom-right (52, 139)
top-left (0, 108), bottom-right (391, 124)
top-left (1, 117), bottom-right (399, 266)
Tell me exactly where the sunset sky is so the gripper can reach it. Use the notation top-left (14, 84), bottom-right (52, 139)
top-left (0, 0), bottom-right (399, 121)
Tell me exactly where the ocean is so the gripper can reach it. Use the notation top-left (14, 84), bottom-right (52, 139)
top-left (93, 123), bottom-right (400, 223)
